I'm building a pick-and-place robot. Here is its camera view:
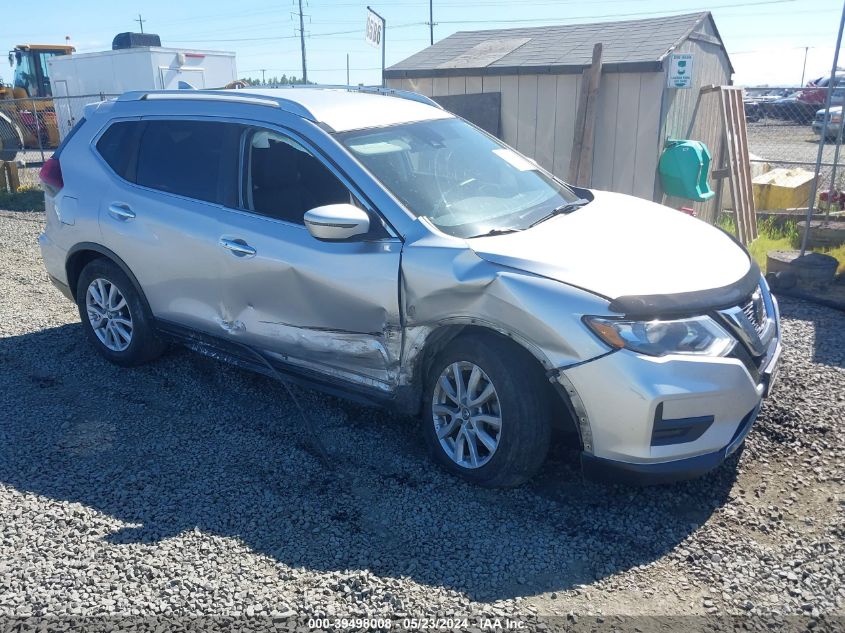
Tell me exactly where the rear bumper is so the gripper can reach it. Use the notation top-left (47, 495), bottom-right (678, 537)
top-left (38, 232), bottom-right (73, 301)
top-left (580, 403), bottom-right (761, 485)
top-left (47, 273), bottom-right (74, 301)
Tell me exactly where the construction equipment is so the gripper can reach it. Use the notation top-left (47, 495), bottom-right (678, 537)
top-left (0, 43), bottom-right (74, 160)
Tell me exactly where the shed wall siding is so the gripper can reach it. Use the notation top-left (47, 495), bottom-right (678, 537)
top-left (659, 23), bottom-right (732, 222)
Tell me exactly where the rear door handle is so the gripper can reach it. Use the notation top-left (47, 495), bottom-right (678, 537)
top-left (108, 203), bottom-right (135, 221)
top-left (219, 238), bottom-right (257, 258)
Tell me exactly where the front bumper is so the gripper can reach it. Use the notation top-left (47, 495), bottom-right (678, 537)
top-left (559, 325), bottom-right (781, 485)
top-left (581, 403), bottom-right (760, 485)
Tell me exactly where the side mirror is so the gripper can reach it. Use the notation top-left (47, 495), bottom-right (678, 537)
top-left (304, 204), bottom-right (370, 241)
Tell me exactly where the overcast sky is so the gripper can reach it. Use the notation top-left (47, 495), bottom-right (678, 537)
top-left (1, 0), bottom-right (842, 87)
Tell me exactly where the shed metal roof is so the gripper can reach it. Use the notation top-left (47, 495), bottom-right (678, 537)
top-left (385, 12), bottom-right (725, 78)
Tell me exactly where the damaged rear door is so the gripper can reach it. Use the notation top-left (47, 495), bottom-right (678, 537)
top-left (215, 125), bottom-right (402, 392)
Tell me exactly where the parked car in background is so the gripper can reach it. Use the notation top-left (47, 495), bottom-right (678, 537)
top-left (744, 100), bottom-right (762, 123)
top-left (798, 72), bottom-right (845, 106)
top-left (812, 105), bottom-right (844, 140)
top-left (38, 87), bottom-right (782, 487)
top-left (759, 92), bottom-right (821, 123)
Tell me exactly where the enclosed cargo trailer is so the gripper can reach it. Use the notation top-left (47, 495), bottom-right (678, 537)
top-left (48, 45), bottom-right (237, 138)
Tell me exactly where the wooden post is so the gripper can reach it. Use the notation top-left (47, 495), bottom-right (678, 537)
top-left (2, 161), bottom-right (20, 192)
top-left (568, 43), bottom-right (603, 187)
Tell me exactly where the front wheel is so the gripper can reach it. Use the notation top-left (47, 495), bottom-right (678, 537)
top-left (421, 334), bottom-right (552, 487)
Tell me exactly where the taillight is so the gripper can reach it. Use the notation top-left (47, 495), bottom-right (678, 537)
top-left (39, 157), bottom-right (63, 192)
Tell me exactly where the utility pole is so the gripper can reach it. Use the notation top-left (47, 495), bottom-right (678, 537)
top-left (800, 46), bottom-right (809, 86)
top-left (297, 0), bottom-right (307, 84)
top-left (429, 0), bottom-right (434, 45)
top-left (346, 54), bottom-right (350, 85)
top-left (135, 13), bottom-right (145, 34)
top-left (260, 69), bottom-right (266, 85)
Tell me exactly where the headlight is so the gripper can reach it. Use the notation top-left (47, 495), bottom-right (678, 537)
top-left (583, 315), bottom-right (735, 357)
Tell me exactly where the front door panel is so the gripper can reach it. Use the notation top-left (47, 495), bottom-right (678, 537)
top-left (216, 212), bottom-right (402, 390)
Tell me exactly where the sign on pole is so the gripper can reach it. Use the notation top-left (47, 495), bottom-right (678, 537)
top-left (365, 6), bottom-right (386, 87)
top-left (668, 53), bottom-right (694, 89)
top-left (365, 8), bottom-right (383, 49)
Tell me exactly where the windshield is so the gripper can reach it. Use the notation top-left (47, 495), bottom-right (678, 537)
top-left (12, 50), bottom-right (62, 97)
top-left (336, 118), bottom-right (581, 238)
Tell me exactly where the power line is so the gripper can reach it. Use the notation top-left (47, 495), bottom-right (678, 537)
top-left (167, 22), bottom-right (424, 44)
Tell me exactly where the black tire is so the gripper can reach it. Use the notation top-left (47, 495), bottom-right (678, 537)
top-left (76, 258), bottom-right (166, 367)
top-left (421, 333), bottom-right (552, 487)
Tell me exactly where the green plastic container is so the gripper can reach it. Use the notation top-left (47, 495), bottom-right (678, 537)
top-left (658, 140), bottom-right (715, 202)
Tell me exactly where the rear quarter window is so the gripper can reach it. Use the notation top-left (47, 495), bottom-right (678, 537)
top-left (95, 121), bottom-right (140, 180)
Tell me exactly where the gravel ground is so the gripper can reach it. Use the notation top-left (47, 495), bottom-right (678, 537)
top-left (0, 209), bottom-right (843, 629)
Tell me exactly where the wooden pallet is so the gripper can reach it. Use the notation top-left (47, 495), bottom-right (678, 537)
top-left (704, 85), bottom-right (757, 245)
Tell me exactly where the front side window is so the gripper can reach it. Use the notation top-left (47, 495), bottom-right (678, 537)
top-left (336, 118), bottom-right (581, 238)
top-left (244, 129), bottom-right (351, 224)
top-left (136, 120), bottom-right (239, 204)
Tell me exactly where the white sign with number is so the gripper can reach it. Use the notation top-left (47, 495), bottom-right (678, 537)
top-left (365, 9), bottom-right (383, 49)
top-left (668, 53), bottom-right (694, 89)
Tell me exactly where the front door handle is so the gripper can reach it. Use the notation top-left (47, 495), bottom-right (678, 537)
top-left (219, 238), bottom-right (257, 258)
top-left (108, 203), bottom-right (135, 221)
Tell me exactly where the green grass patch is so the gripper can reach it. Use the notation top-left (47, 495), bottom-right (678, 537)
top-left (723, 213), bottom-right (845, 274)
top-left (0, 186), bottom-right (44, 212)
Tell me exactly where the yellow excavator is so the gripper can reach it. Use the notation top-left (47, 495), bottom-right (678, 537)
top-left (1, 43), bottom-right (74, 160)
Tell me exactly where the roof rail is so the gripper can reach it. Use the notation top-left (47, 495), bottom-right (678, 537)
top-left (115, 90), bottom-right (316, 121)
top-left (268, 84), bottom-right (443, 109)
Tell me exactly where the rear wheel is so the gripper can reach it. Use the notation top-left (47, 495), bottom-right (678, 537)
top-left (76, 259), bottom-right (166, 366)
top-left (421, 334), bottom-right (552, 487)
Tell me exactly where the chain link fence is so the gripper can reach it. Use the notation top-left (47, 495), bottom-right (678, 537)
top-left (0, 94), bottom-right (117, 188)
top-left (744, 85), bottom-right (845, 214)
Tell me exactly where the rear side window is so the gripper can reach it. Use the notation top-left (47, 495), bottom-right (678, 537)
top-left (96, 121), bottom-right (139, 180)
top-left (136, 120), bottom-right (238, 204)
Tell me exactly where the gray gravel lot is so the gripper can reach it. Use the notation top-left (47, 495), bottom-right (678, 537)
top-left (0, 209), bottom-right (843, 627)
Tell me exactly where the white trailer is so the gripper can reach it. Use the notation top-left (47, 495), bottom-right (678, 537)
top-left (48, 47), bottom-right (237, 137)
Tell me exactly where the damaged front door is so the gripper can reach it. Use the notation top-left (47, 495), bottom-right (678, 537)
top-left (216, 127), bottom-right (402, 392)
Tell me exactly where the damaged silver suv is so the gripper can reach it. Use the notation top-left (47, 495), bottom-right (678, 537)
top-left (39, 87), bottom-right (781, 487)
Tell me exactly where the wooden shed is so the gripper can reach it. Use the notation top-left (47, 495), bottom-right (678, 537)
top-left (385, 12), bottom-right (734, 221)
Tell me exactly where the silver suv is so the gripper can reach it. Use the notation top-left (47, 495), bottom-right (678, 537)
top-left (38, 87), bottom-right (781, 487)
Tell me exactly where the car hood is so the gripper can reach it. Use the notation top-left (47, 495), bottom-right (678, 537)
top-left (467, 190), bottom-right (753, 307)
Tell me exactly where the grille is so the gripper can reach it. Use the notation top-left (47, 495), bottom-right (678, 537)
top-left (741, 291), bottom-right (766, 336)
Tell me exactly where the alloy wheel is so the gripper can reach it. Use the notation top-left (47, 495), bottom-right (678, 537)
top-left (85, 278), bottom-right (133, 352)
top-left (431, 361), bottom-right (502, 469)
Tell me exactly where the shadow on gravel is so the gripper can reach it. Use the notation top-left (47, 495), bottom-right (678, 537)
top-left (0, 323), bottom-right (740, 602)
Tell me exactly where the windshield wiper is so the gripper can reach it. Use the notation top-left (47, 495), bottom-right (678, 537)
top-left (467, 227), bottom-right (520, 238)
top-left (528, 198), bottom-right (591, 228)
